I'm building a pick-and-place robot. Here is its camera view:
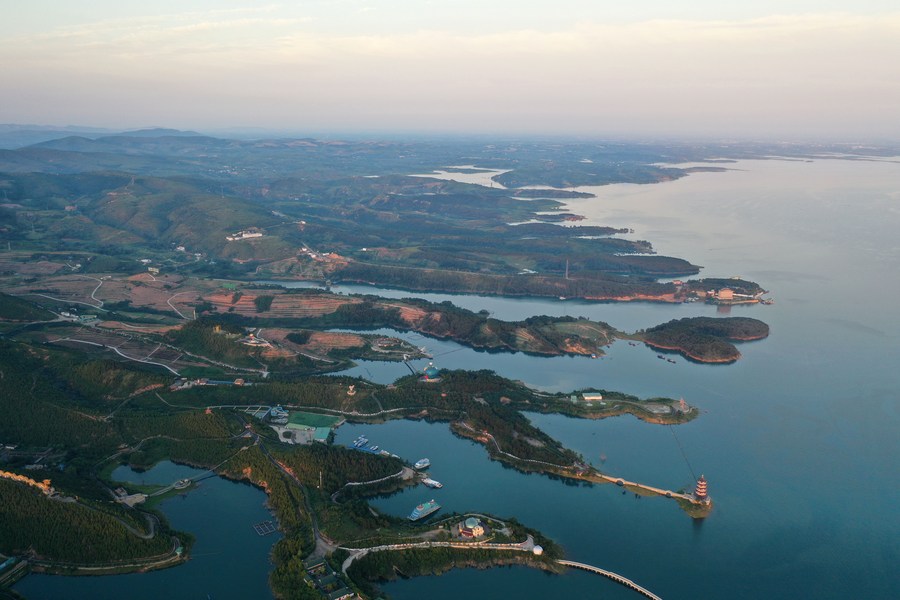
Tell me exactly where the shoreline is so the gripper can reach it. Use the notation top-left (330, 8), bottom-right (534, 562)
top-left (641, 340), bottom-right (740, 364)
top-left (641, 332), bottom-right (769, 364)
top-left (259, 276), bottom-right (687, 304)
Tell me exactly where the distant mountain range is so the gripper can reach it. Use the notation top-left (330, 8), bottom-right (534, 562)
top-left (0, 125), bottom-right (201, 149)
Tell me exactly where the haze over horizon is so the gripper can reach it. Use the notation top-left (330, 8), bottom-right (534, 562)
top-left (3, 1), bottom-right (900, 141)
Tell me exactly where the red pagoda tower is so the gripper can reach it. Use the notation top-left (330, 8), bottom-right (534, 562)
top-left (694, 475), bottom-right (710, 504)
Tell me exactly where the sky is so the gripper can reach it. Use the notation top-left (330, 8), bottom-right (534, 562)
top-left (2, 1), bottom-right (899, 140)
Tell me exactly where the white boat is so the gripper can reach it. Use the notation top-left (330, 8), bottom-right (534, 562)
top-left (414, 458), bottom-right (431, 470)
top-left (422, 478), bottom-right (443, 489)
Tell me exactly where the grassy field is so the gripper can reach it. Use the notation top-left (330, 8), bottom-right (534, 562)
top-left (288, 411), bottom-right (342, 428)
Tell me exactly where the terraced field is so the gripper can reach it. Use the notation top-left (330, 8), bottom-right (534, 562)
top-left (204, 291), bottom-right (359, 318)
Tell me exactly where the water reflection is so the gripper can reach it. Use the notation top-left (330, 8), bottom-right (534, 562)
top-left (16, 462), bottom-right (280, 600)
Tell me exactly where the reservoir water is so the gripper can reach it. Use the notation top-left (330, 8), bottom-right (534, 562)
top-left (17, 157), bottom-right (900, 599)
top-left (339, 158), bottom-right (900, 599)
top-left (15, 462), bottom-right (280, 600)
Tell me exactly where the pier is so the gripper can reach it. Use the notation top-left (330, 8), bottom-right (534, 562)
top-left (557, 560), bottom-right (662, 600)
top-left (584, 472), bottom-right (696, 502)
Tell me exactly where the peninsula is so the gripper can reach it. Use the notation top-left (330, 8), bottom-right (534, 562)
top-left (4, 276), bottom-right (769, 365)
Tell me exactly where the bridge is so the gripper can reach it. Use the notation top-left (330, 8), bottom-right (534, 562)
top-left (148, 446), bottom-right (251, 497)
top-left (338, 535), bottom-right (535, 573)
top-left (557, 560), bottom-right (662, 600)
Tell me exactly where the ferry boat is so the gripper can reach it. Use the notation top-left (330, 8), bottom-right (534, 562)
top-left (422, 478), bottom-right (443, 489)
top-left (414, 458), bottom-right (431, 470)
top-left (408, 499), bottom-right (441, 521)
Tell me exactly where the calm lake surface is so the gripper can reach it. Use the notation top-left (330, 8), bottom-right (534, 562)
top-left (19, 157), bottom-right (900, 599)
top-left (15, 462), bottom-right (280, 600)
top-left (339, 158), bottom-right (900, 599)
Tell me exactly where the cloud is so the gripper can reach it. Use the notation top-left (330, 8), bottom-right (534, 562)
top-left (2, 11), bottom-right (899, 137)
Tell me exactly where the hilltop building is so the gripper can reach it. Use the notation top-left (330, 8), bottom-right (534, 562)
top-left (238, 333), bottom-right (272, 348)
top-left (459, 517), bottom-right (485, 538)
top-left (226, 228), bottom-right (264, 241)
top-left (420, 362), bottom-right (442, 383)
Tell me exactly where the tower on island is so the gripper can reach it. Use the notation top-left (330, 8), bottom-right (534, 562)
top-left (694, 475), bottom-right (710, 504)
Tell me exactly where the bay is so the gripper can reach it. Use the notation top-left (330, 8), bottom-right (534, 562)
top-left (15, 462), bottom-right (280, 600)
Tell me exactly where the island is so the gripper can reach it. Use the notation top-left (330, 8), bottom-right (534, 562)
top-left (636, 316), bottom-right (770, 363)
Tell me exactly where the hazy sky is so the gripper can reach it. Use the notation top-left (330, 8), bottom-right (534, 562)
top-left (2, 1), bottom-right (899, 140)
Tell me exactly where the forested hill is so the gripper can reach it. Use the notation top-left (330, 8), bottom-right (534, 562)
top-left (639, 317), bottom-right (770, 363)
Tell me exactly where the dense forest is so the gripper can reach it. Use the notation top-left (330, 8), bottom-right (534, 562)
top-left (0, 292), bottom-right (55, 322)
top-left (346, 526), bottom-right (562, 599)
top-left (335, 262), bottom-right (687, 298)
top-left (272, 444), bottom-right (403, 495)
top-left (166, 318), bottom-right (261, 368)
top-left (641, 316), bottom-right (770, 362)
top-left (0, 481), bottom-right (172, 563)
top-left (0, 342), bottom-right (123, 455)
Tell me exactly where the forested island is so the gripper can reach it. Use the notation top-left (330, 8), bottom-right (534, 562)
top-left (638, 316), bottom-right (770, 363)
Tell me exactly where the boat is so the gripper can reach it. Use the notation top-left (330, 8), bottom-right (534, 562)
top-left (422, 478), bottom-right (443, 489)
top-left (408, 499), bottom-right (441, 521)
top-left (414, 458), bottom-right (431, 470)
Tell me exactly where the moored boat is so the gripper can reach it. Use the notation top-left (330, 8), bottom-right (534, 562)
top-left (414, 458), bottom-right (431, 470)
top-left (408, 499), bottom-right (441, 521)
top-left (422, 478), bottom-right (443, 489)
